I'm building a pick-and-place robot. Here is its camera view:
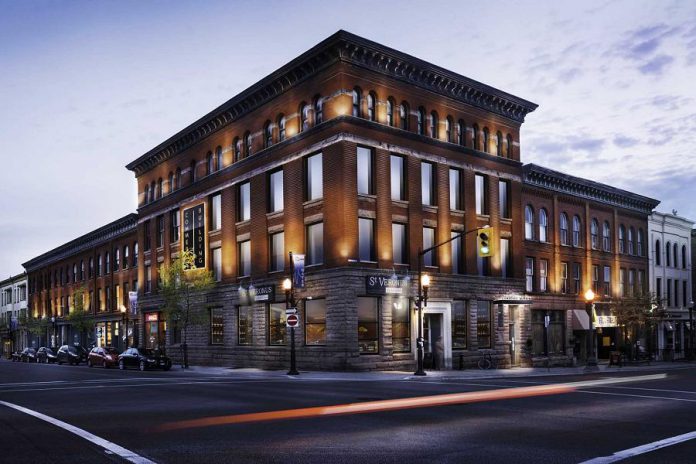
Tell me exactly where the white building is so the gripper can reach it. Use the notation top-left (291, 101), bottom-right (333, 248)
top-left (1, 273), bottom-right (28, 356)
top-left (648, 211), bottom-right (694, 360)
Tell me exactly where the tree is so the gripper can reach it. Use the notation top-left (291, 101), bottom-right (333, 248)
top-left (159, 249), bottom-right (215, 368)
top-left (608, 291), bottom-right (664, 360)
top-left (66, 286), bottom-right (94, 346)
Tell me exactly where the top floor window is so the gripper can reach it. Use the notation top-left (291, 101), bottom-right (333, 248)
top-left (560, 213), bottom-right (568, 245)
top-left (457, 120), bottom-right (464, 145)
top-left (525, 205), bottom-right (535, 240)
top-left (175, 167), bottom-right (181, 190)
top-left (472, 124), bottom-right (479, 150)
top-left (417, 107), bottom-right (425, 135)
top-left (264, 121), bottom-right (273, 148)
top-left (618, 225), bottom-right (626, 254)
top-left (124, 245), bottom-right (129, 269)
top-left (234, 137), bottom-right (242, 162)
top-left (445, 117), bottom-right (453, 143)
top-left (314, 96), bottom-right (323, 124)
top-left (430, 111), bottom-right (438, 139)
top-left (507, 134), bottom-right (513, 158)
top-left (386, 98), bottom-right (394, 126)
top-left (666, 242), bottom-right (672, 267)
top-left (114, 248), bottom-right (120, 271)
top-left (301, 103), bottom-right (311, 131)
top-left (496, 131), bottom-right (503, 156)
top-left (673, 243), bottom-right (679, 268)
top-left (482, 127), bottom-right (490, 153)
top-left (602, 221), bottom-right (611, 252)
top-left (168, 172), bottom-right (174, 194)
top-left (637, 228), bottom-right (644, 256)
top-left (399, 102), bottom-right (409, 130)
top-left (133, 242), bottom-right (138, 267)
top-left (655, 239), bottom-right (661, 265)
top-left (591, 219), bottom-right (599, 250)
top-left (628, 227), bottom-right (635, 255)
top-left (206, 151), bottom-right (214, 175)
top-left (244, 131), bottom-right (252, 157)
top-left (278, 115), bottom-right (286, 141)
top-left (352, 88), bottom-right (361, 117)
top-left (538, 209), bottom-right (548, 243)
top-left (190, 160), bottom-right (197, 184)
top-left (105, 252), bottom-right (111, 274)
top-left (367, 92), bottom-right (376, 121)
top-left (572, 216), bottom-right (581, 247)
top-left (215, 146), bottom-right (222, 171)
top-left (683, 245), bottom-right (688, 269)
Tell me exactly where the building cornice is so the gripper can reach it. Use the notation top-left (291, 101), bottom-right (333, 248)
top-left (0, 273), bottom-right (27, 288)
top-left (126, 30), bottom-right (537, 176)
top-left (523, 164), bottom-right (660, 215)
top-left (22, 214), bottom-right (138, 272)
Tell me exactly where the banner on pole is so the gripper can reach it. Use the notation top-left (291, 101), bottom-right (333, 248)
top-left (292, 254), bottom-right (305, 289)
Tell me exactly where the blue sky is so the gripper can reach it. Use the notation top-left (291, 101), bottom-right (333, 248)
top-left (1, 0), bottom-right (695, 278)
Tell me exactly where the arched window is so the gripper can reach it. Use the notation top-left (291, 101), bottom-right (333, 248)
top-left (234, 137), bottom-right (241, 162)
top-left (539, 209), bottom-right (548, 242)
top-left (114, 248), bottom-right (120, 271)
top-left (264, 121), bottom-right (273, 148)
top-left (430, 111), bottom-right (439, 138)
top-left (133, 242), bottom-right (138, 267)
top-left (300, 103), bottom-right (311, 131)
top-left (496, 131), bottom-right (503, 156)
top-left (560, 213), bottom-right (568, 245)
top-left (168, 172), bottom-right (174, 194)
top-left (143, 186), bottom-right (149, 205)
top-left (591, 218), bottom-right (599, 249)
top-left (655, 239), bottom-right (661, 265)
top-left (215, 146), bottom-right (222, 170)
top-left (89, 257), bottom-right (94, 278)
top-left (244, 131), bottom-right (252, 157)
top-left (638, 229), bottom-right (644, 256)
top-left (628, 227), bottom-right (635, 255)
top-left (277, 115), bottom-right (286, 142)
top-left (124, 245), bottom-right (129, 269)
top-left (682, 245), bottom-right (687, 269)
top-left (175, 167), bottom-right (181, 190)
top-left (352, 88), bottom-right (362, 117)
top-left (417, 107), bottom-right (425, 135)
top-left (506, 134), bottom-right (513, 158)
top-left (151, 181), bottom-right (156, 201)
top-left (472, 124), bottom-right (479, 150)
top-left (445, 116), bottom-right (453, 143)
top-left (157, 177), bottom-right (163, 196)
top-left (399, 102), bottom-right (409, 130)
top-left (386, 97), bottom-right (395, 126)
top-left (105, 252), bottom-right (111, 274)
top-left (482, 127), bottom-right (490, 153)
top-left (80, 260), bottom-right (84, 280)
top-left (97, 254), bottom-right (102, 276)
top-left (524, 205), bottom-right (534, 240)
top-left (665, 241), bottom-right (671, 266)
top-left (367, 92), bottom-right (376, 121)
top-left (206, 151), bottom-right (214, 175)
top-left (190, 160), bottom-right (197, 184)
top-left (314, 95), bottom-right (323, 124)
top-left (618, 225), bottom-right (626, 254)
top-left (573, 215), bottom-right (581, 247)
top-left (457, 120), bottom-right (464, 145)
top-left (602, 221), bottom-right (611, 252)
top-left (673, 242), bottom-right (678, 268)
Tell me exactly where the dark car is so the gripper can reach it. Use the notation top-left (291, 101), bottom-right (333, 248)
top-left (118, 347), bottom-right (171, 371)
top-left (57, 345), bottom-right (87, 365)
top-left (20, 348), bottom-right (37, 363)
top-left (88, 346), bottom-right (120, 368)
top-left (10, 351), bottom-right (22, 362)
top-left (36, 347), bottom-right (58, 364)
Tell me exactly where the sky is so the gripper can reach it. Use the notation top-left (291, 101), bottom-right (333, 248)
top-left (1, 0), bottom-right (695, 279)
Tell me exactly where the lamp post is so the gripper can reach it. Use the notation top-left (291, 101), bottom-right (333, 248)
top-left (584, 289), bottom-right (599, 372)
top-left (414, 270), bottom-right (430, 376)
top-left (50, 316), bottom-right (56, 348)
top-left (689, 301), bottom-right (694, 361)
top-left (120, 305), bottom-right (128, 350)
top-left (283, 277), bottom-right (299, 376)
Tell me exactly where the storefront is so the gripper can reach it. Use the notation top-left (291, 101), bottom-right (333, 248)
top-left (144, 311), bottom-right (166, 350)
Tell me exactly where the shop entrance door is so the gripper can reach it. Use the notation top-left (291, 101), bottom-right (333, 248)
top-left (420, 302), bottom-right (452, 369)
top-left (509, 306), bottom-right (519, 366)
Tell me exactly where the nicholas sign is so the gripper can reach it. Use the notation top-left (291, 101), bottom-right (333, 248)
top-left (365, 275), bottom-right (410, 296)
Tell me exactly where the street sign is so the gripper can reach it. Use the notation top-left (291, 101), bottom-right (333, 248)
top-left (285, 307), bottom-right (297, 315)
top-left (286, 314), bottom-right (299, 328)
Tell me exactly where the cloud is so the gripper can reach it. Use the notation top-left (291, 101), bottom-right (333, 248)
top-left (637, 54), bottom-right (674, 75)
top-left (613, 135), bottom-right (638, 148)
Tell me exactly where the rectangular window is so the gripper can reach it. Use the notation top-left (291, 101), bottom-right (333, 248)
top-left (656, 277), bottom-right (662, 302)
top-left (269, 169), bottom-right (284, 212)
top-left (499, 180), bottom-right (511, 219)
top-left (392, 223), bottom-right (407, 265)
top-left (306, 222), bottom-right (324, 265)
top-left (211, 247), bottom-right (222, 282)
top-left (539, 259), bottom-right (548, 292)
top-left (358, 297), bottom-right (379, 354)
top-left (421, 162), bottom-right (434, 206)
top-left (97, 288), bottom-right (104, 311)
top-left (452, 300), bottom-right (467, 349)
top-left (210, 307), bottom-right (224, 345)
top-left (683, 281), bottom-right (688, 309)
top-left (306, 153), bottom-right (323, 201)
top-left (357, 146), bottom-right (373, 195)
top-left (106, 286), bottom-right (111, 311)
top-left (210, 193), bottom-right (222, 231)
top-left (475, 174), bottom-right (488, 215)
top-left (451, 231), bottom-right (462, 274)
top-left (603, 266), bottom-right (611, 297)
top-left (476, 300), bottom-right (491, 349)
top-left (269, 231), bottom-right (285, 272)
top-left (500, 238), bottom-right (510, 278)
top-left (593, 265), bottom-right (600, 293)
top-left (674, 279), bottom-right (680, 307)
top-left (238, 240), bottom-right (251, 277)
top-left (156, 215), bottom-right (164, 248)
top-left (525, 257), bottom-right (534, 292)
top-left (170, 209), bottom-right (180, 243)
top-left (391, 297), bottom-right (410, 353)
top-left (449, 169), bottom-right (461, 210)
top-left (628, 269), bottom-right (635, 296)
top-left (305, 299), bottom-right (326, 345)
top-left (115, 284), bottom-right (121, 309)
top-left (145, 263), bottom-right (152, 293)
top-left (667, 278), bottom-right (672, 307)
top-left (238, 306), bottom-right (253, 345)
top-left (561, 262), bottom-right (568, 294)
top-left (422, 227), bottom-right (436, 266)
top-left (239, 182), bottom-right (251, 221)
top-left (532, 311), bottom-right (565, 355)
top-left (619, 268), bottom-right (626, 297)
top-left (359, 218), bottom-right (375, 262)
top-left (268, 303), bottom-right (287, 346)
top-left (390, 155), bottom-right (406, 201)
top-left (144, 220), bottom-right (151, 251)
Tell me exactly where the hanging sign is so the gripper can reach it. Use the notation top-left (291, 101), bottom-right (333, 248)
top-left (292, 254), bottom-right (305, 289)
top-left (183, 204), bottom-right (206, 268)
top-left (128, 291), bottom-right (138, 315)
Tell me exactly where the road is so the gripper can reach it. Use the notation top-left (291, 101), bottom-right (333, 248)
top-left (1, 360), bottom-right (695, 463)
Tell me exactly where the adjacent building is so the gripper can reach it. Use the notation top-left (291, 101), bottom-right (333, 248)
top-left (0, 273), bottom-right (28, 357)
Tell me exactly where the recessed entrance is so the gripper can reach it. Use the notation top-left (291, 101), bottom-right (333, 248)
top-left (418, 302), bottom-right (452, 369)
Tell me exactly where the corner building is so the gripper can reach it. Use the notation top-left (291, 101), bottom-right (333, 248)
top-left (126, 31), bottom-right (540, 370)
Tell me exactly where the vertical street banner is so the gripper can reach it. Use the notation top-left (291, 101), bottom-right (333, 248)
top-left (292, 253), bottom-right (305, 289)
top-left (128, 291), bottom-right (138, 315)
top-left (183, 204), bottom-right (206, 268)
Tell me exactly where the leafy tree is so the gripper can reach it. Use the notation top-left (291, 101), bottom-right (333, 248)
top-left (66, 286), bottom-right (94, 346)
top-left (159, 249), bottom-right (214, 368)
top-left (608, 291), bottom-right (664, 359)
top-left (23, 312), bottom-right (48, 346)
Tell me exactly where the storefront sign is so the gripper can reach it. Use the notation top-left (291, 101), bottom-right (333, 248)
top-left (145, 313), bottom-right (159, 322)
top-left (595, 315), bottom-right (617, 328)
top-left (292, 254), bottom-right (305, 289)
top-left (253, 285), bottom-right (275, 302)
top-left (183, 204), bottom-right (206, 268)
top-left (365, 275), bottom-right (409, 295)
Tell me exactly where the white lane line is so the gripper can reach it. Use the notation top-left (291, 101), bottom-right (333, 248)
top-left (578, 390), bottom-right (696, 403)
top-left (0, 400), bottom-right (156, 464)
top-left (579, 430), bottom-right (696, 464)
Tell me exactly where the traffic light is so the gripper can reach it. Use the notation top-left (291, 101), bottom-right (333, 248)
top-left (477, 226), bottom-right (493, 258)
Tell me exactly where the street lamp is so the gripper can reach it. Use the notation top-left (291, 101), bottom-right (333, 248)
top-left (414, 272), bottom-right (430, 376)
top-left (50, 316), bottom-right (56, 348)
top-left (283, 277), bottom-right (299, 376)
top-left (120, 305), bottom-right (128, 350)
top-left (584, 289), bottom-right (598, 372)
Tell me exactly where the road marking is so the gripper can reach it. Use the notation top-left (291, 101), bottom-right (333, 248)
top-left (579, 390), bottom-right (696, 403)
top-left (579, 430), bottom-right (696, 463)
top-left (156, 374), bottom-right (665, 431)
top-left (0, 400), bottom-right (156, 464)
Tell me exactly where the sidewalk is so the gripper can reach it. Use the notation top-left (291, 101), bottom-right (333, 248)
top-left (172, 360), bottom-right (695, 382)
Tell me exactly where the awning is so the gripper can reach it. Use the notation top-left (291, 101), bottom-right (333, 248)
top-left (571, 309), bottom-right (590, 330)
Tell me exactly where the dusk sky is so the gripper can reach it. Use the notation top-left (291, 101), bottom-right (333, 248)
top-left (1, 0), bottom-right (695, 278)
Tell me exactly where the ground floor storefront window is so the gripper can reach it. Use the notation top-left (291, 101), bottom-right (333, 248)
top-left (145, 312), bottom-right (166, 350)
top-left (305, 299), bottom-right (326, 346)
top-left (391, 297), bottom-right (410, 353)
top-left (268, 303), bottom-right (287, 346)
top-left (238, 306), bottom-right (253, 345)
top-left (358, 297), bottom-right (378, 354)
top-left (452, 300), bottom-right (467, 350)
top-left (532, 310), bottom-right (565, 356)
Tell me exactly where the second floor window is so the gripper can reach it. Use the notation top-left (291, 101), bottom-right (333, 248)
top-left (392, 223), bottom-right (407, 265)
top-left (499, 180), bottom-right (510, 219)
top-left (539, 259), bottom-right (548, 292)
top-left (603, 221), bottom-right (611, 252)
top-left (269, 231), bottom-right (284, 272)
top-left (306, 153), bottom-right (323, 201)
top-left (357, 147), bottom-right (373, 195)
top-left (524, 205), bottom-right (534, 240)
top-left (525, 257), bottom-right (534, 292)
top-left (210, 194), bottom-right (221, 231)
top-left (170, 209), bottom-right (180, 243)
top-left (390, 155), bottom-right (406, 201)
top-left (239, 182), bottom-right (250, 221)
top-left (156, 215), bottom-right (164, 248)
top-left (560, 213), bottom-right (568, 245)
top-left (539, 209), bottom-right (548, 243)
top-left (358, 218), bottom-right (375, 262)
top-left (422, 227), bottom-right (435, 267)
top-left (269, 170), bottom-right (284, 213)
top-left (603, 266), bottom-right (611, 296)
top-left (421, 162), bottom-right (434, 206)
top-left (238, 240), bottom-right (251, 277)
top-left (591, 219), bottom-right (599, 250)
top-left (475, 174), bottom-right (488, 215)
top-left (573, 216), bottom-right (581, 247)
top-left (306, 222), bottom-right (324, 265)
top-left (450, 169), bottom-right (461, 210)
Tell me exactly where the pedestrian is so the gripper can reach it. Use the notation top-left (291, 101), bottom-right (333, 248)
top-left (433, 336), bottom-right (444, 370)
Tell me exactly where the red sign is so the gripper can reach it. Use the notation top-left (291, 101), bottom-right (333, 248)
top-left (145, 313), bottom-right (158, 322)
top-left (286, 314), bottom-right (299, 328)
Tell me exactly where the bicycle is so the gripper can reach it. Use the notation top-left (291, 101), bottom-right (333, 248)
top-left (477, 351), bottom-right (498, 370)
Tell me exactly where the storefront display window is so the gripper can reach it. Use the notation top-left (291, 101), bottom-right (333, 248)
top-left (391, 297), bottom-right (410, 353)
top-left (452, 300), bottom-right (467, 349)
top-left (305, 299), bottom-right (326, 345)
top-left (268, 303), bottom-right (287, 346)
top-left (532, 310), bottom-right (565, 355)
top-left (358, 297), bottom-right (378, 354)
top-left (210, 308), bottom-right (224, 345)
top-left (238, 306), bottom-right (253, 345)
top-left (477, 300), bottom-right (491, 349)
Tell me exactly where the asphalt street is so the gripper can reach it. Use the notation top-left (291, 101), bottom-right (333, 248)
top-left (1, 360), bottom-right (695, 464)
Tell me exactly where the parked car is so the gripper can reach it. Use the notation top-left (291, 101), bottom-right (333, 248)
top-left (20, 348), bottom-right (37, 363)
top-left (118, 347), bottom-right (171, 371)
top-left (36, 347), bottom-right (58, 364)
top-left (10, 350), bottom-right (22, 362)
top-left (87, 346), bottom-right (120, 368)
top-left (56, 345), bottom-right (88, 365)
